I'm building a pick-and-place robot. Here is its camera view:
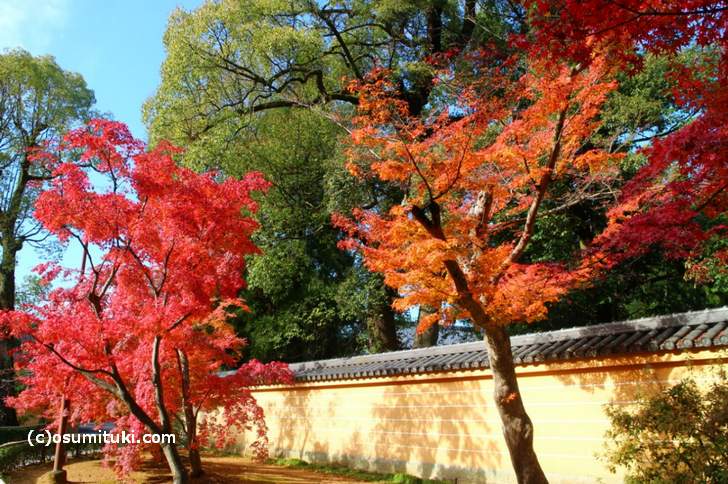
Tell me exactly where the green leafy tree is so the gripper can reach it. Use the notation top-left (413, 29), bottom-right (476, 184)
top-left (147, 1), bottom-right (723, 357)
top-left (145, 0), bottom-right (500, 353)
top-left (0, 49), bottom-right (95, 424)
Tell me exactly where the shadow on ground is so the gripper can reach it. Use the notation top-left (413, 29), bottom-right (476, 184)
top-left (6, 455), bottom-right (368, 483)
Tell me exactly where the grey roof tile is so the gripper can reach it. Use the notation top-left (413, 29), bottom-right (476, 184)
top-left (697, 321), bottom-right (727, 347)
top-left (661, 325), bottom-right (693, 350)
top-left (285, 307), bottom-right (728, 382)
top-left (677, 324), bottom-right (709, 349)
top-left (600, 332), bottom-right (632, 355)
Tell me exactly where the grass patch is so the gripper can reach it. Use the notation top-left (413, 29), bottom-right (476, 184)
top-left (271, 457), bottom-right (450, 483)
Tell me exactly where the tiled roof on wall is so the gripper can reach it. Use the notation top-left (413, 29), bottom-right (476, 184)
top-left (289, 307), bottom-right (728, 382)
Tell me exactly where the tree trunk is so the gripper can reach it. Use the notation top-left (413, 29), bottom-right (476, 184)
top-left (176, 349), bottom-right (203, 477)
top-left (52, 397), bottom-right (70, 483)
top-left (160, 442), bottom-right (189, 484)
top-left (413, 306), bottom-right (439, 348)
top-left (189, 447), bottom-right (203, 478)
top-left (116, 389), bottom-right (189, 484)
top-left (484, 325), bottom-right (548, 484)
top-left (0, 253), bottom-right (16, 310)
top-left (0, 245), bottom-right (19, 426)
top-left (151, 337), bottom-right (189, 483)
top-left (411, 202), bottom-right (549, 483)
top-left (367, 289), bottom-right (399, 352)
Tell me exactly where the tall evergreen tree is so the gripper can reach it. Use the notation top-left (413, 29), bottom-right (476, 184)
top-left (0, 49), bottom-right (94, 424)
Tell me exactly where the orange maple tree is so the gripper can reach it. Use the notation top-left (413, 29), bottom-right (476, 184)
top-left (335, 49), bottom-right (622, 481)
top-left (335, 0), bottom-right (726, 472)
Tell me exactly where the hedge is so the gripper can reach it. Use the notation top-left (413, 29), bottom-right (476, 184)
top-left (0, 438), bottom-right (102, 477)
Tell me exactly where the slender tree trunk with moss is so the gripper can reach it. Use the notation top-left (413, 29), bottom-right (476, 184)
top-left (0, 238), bottom-right (19, 426)
top-left (177, 349), bottom-right (203, 477)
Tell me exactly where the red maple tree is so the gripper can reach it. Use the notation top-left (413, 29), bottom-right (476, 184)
top-left (526, 0), bottom-right (727, 289)
top-left (0, 120), bottom-right (292, 482)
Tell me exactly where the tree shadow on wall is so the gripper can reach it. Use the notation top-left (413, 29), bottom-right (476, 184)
top-left (270, 388), bottom-right (314, 460)
top-left (549, 352), bottom-right (704, 402)
top-left (518, 352), bottom-right (712, 480)
top-left (343, 377), bottom-right (502, 482)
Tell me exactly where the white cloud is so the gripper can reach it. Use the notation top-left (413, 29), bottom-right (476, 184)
top-left (0, 0), bottom-right (70, 54)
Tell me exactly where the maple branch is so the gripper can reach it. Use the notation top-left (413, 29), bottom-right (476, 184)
top-left (157, 242), bottom-right (176, 296)
top-left (124, 243), bottom-right (161, 297)
top-left (410, 201), bottom-right (493, 332)
top-left (175, 348), bottom-right (197, 446)
top-left (98, 265), bottom-right (118, 300)
top-left (492, 106), bottom-right (569, 284)
top-left (33, 337), bottom-right (113, 378)
top-left (166, 312), bottom-right (192, 333)
top-left (433, 129), bottom-right (473, 201)
top-left (410, 203), bottom-right (446, 240)
top-left (109, 360), bottom-right (163, 434)
top-left (35, 295), bottom-right (172, 436)
top-left (398, 133), bottom-right (436, 204)
top-left (67, 229), bottom-right (97, 275)
top-left (693, 182), bottom-right (728, 213)
top-left (152, 335), bottom-right (174, 433)
top-left (30, 334), bottom-right (122, 397)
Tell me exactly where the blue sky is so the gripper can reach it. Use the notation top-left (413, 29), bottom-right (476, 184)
top-left (1, 0), bottom-right (201, 282)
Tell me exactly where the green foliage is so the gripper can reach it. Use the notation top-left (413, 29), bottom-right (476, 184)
top-left (511, 253), bottom-right (727, 336)
top-left (0, 442), bottom-right (47, 476)
top-left (0, 48), bottom-right (95, 289)
top-left (229, 111), bottom-right (374, 360)
top-left (0, 49), bottom-right (95, 141)
top-left (599, 53), bottom-right (678, 148)
top-left (15, 275), bottom-right (50, 307)
top-left (271, 457), bottom-right (450, 483)
top-left (603, 377), bottom-right (728, 483)
top-left (0, 48), bottom-right (96, 217)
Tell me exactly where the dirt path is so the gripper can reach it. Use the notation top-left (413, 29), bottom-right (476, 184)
top-left (5, 456), bottom-right (373, 483)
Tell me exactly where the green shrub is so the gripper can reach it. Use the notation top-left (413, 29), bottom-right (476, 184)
top-left (603, 377), bottom-right (728, 483)
top-left (392, 473), bottom-right (423, 483)
top-left (272, 457), bottom-right (450, 483)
